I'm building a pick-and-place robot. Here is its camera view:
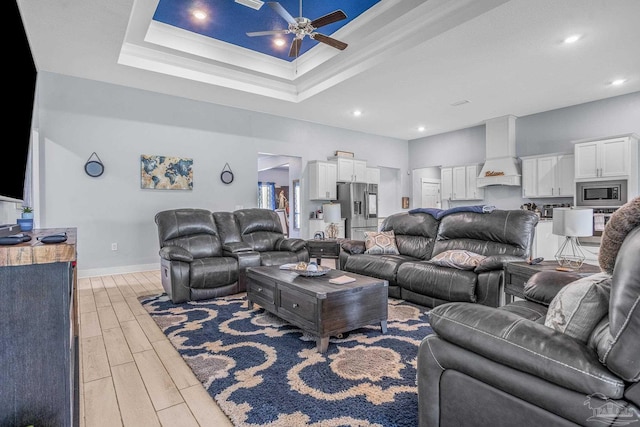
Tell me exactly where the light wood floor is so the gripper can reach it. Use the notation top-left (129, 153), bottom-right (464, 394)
top-left (77, 271), bottom-right (233, 427)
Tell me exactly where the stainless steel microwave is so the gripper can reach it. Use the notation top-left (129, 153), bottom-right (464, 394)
top-left (576, 180), bottom-right (627, 207)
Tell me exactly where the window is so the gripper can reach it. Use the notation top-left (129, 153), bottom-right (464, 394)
top-left (258, 182), bottom-right (276, 209)
top-left (293, 179), bottom-right (300, 230)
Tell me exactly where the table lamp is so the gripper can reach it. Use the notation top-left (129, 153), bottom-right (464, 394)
top-left (552, 207), bottom-right (593, 269)
top-left (322, 203), bottom-right (342, 239)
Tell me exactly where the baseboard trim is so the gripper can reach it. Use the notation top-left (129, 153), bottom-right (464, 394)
top-left (79, 263), bottom-right (160, 278)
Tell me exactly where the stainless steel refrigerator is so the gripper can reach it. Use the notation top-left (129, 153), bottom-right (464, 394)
top-left (336, 182), bottom-right (378, 240)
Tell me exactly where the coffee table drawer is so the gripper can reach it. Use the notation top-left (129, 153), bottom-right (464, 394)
top-left (278, 288), bottom-right (316, 326)
top-left (247, 277), bottom-right (276, 311)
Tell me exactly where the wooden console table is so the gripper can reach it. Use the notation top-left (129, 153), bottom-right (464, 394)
top-left (0, 228), bottom-right (79, 427)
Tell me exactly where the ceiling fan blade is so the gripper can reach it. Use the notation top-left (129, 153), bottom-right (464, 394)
top-left (289, 38), bottom-right (302, 57)
top-left (310, 10), bottom-right (347, 29)
top-left (311, 33), bottom-right (348, 50)
top-left (246, 29), bottom-right (289, 37)
top-left (267, 2), bottom-right (296, 25)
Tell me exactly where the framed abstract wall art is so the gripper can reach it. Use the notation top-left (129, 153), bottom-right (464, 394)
top-left (140, 155), bottom-right (193, 190)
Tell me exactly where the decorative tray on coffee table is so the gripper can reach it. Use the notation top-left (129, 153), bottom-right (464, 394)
top-left (293, 266), bottom-right (331, 277)
top-left (280, 263), bottom-right (331, 277)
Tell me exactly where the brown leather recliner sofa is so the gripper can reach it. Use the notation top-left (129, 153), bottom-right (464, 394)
top-left (339, 209), bottom-right (538, 308)
top-left (417, 197), bottom-right (640, 426)
top-left (155, 208), bottom-right (309, 303)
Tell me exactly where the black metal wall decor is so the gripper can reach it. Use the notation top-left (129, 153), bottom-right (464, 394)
top-left (84, 152), bottom-right (104, 177)
top-left (220, 162), bottom-right (234, 184)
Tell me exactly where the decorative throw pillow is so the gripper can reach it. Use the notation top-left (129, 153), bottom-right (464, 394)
top-left (364, 231), bottom-right (399, 255)
top-left (544, 272), bottom-right (612, 343)
top-left (428, 250), bottom-right (486, 270)
top-left (599, 197), bottom-right (640, 274)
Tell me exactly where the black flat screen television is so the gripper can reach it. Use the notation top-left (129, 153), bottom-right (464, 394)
top-left (3, 1), bottom-right (36, 203)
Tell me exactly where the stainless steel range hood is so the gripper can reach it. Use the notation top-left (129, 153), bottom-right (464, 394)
top-left (477, 115), bottom-right (521, 187)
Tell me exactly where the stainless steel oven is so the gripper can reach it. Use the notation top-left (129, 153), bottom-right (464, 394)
top-left (576, 180), bottom-right (627, 208)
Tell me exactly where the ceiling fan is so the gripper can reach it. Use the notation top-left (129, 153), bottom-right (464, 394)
top-left (246, 1), bottom-right (348, 57)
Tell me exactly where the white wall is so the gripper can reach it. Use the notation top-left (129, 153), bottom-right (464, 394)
top-left (378, 167), bottom-right (401, 217)
top-left (36, 73), bottom-right (408, 276)
top-left (516, 92), bottom-right (640, 157)
top-left (258, 168), bottom-right (289, 186)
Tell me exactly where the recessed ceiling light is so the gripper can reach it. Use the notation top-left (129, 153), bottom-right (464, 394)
top-left (611, 78), bottom-right (627, 86)
top-left (563, 34), bottom-right (581, 44)
top-left (193, 10), bottom-right (207, 20)
top-left (352, 110), bottom-right (362, 117)
top-left (417, 126), bottom-right (426, 132)
top-left (274, 38), bottom-right (286, 47)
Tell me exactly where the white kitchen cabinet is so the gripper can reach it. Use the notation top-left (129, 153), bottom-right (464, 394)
top-left (440, 164), bottom-right (484, 204)
top-left (441, 167), bottom-right (453, 205)
top-left (330, 157), bottom-right (368, 182)
top-left (521, 153), bottom-right (574, 198)
top-left (465, 164), bottom-right (485, 200)
top-left (366, 167), bottom-right (380, 184)
top-left (557, 154), bottom-right (575, 196)
top-left (308, 161), bottom-right (337, 200)
top-left (521, 158), bottom-right (537, 198)
top-left (536, 156), bottom-right (557, 197)
top-left (574, 137), bottom-right (629, 179)
top-left (452, 166), bottom-right (467, 200)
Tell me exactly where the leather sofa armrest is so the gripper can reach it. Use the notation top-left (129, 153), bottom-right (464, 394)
top-left (159, 246), bottom-right (194, 262)
top-left (275, 238), bottom-right (306, 252)
top-left (523, 270), bottom-right (585, 306)
top-left (223, 242), bottom-right (253, 254)
top-left (625, 382), bottom-right (640, 408)
top-left (429, 302), bottom-right (625, 399)
top-left (341, 239), bottom-right (365, 255)
top-left (474, 255), bottom-right (525, 273)
top-left (233, 250), bottom-right (261, 265)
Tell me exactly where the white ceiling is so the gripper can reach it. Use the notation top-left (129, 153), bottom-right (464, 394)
top-left (18, 0), bottom-right (640, 141)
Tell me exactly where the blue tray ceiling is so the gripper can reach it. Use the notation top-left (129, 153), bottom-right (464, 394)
top-left (153, 0), bottom-right (380, 61)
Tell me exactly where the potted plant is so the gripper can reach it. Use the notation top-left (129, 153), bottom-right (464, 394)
top-left (21, 206), bottom-right (34, 219)
top-left (18, 207), bottom-right (34, 232)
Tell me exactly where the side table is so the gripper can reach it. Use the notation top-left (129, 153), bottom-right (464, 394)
top-left (503, 261), bottom-right (601, 304)
top-left (306, 239), bottom-right (341, 267)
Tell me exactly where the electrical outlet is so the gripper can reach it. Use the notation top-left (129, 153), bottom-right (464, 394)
top-left (111, 243), bottom-right (118, 251)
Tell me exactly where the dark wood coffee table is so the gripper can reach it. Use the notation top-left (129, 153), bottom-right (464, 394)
top-left (246, 266), bottom-right (389, 353)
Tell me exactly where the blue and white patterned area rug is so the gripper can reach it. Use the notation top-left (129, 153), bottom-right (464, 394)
top-left (140, 293), bottom-right (433, 427)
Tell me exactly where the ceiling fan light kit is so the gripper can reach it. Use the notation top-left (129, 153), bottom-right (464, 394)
top-left (247, 1), bottom-right (348, 57)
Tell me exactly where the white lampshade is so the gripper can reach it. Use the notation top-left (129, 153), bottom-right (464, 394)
top-left (322, 203), bottom-right (342, 223)
top-left (552, 208), bottom-right (593, 237)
